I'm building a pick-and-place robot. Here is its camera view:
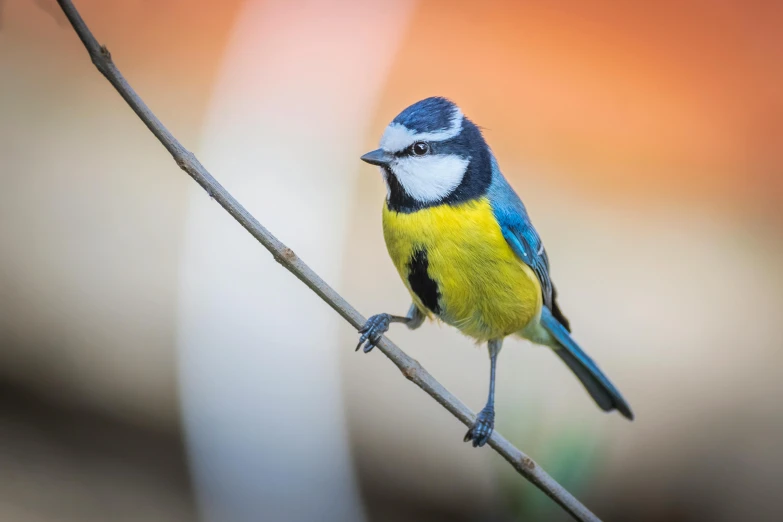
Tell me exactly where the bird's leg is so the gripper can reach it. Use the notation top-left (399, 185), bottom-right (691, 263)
top-left (356, 304), bottom-right (424, 353)
top-left (464, 338), bottom-right (503, 447)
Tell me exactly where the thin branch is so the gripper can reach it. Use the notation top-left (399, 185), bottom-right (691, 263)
top-left (53, 1), bottom-right (601, 521)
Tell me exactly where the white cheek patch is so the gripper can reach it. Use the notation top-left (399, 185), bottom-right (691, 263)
top-left (380, 109), bottom-right (464, 153)
top-left (391, 154), bottom-right (469, 203)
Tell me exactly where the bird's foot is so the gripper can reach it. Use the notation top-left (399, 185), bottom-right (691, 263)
top-left (464, 407), bottom-right (495, 447)
top-left (356, 314), bottom-right (392, 353)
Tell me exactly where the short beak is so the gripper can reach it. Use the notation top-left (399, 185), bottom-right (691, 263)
top-left (360, 148), bottom-right (393, 167)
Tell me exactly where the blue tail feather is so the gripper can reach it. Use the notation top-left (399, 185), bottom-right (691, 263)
top-left (540, 307), bottom-right (634, 420)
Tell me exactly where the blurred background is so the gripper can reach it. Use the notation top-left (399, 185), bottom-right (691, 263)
top-left (1, 0), bottom-right (782, 521)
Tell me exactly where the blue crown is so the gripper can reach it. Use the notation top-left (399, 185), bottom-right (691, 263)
top-left (392, 97), bottom-right (459, 134)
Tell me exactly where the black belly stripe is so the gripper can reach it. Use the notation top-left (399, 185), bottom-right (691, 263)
top-left (407, 249), bottom-right (441, 314)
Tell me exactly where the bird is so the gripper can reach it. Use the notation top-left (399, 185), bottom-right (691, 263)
top-left (357, 97), bottom-right (633, 447)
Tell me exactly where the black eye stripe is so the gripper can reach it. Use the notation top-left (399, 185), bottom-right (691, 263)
top-left (393, 145), bottom-right (417, 157)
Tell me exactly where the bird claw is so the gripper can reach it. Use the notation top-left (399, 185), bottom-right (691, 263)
top-left (356, 313), bottom-right (391, 353)
top-left (464, 407), bottom-right (495, 447)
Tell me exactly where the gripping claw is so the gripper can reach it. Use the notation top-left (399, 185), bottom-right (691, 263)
top-left (356, 314), bottom-right (392, 353)
top-left (464, 407), bottom-right (495, 447)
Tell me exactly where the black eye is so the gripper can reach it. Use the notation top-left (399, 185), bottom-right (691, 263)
top-left (411, 141), bottom-right (430, 156)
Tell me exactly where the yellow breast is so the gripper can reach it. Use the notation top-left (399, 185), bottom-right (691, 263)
top-left (382, 197), bottom-right (542, 342)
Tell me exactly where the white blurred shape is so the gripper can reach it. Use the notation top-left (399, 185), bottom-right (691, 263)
top-left (176, 1), bottom-right (415, 521)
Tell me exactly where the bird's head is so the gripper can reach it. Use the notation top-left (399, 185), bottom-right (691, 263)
top-left (361, 97), bottom-right (492, 212)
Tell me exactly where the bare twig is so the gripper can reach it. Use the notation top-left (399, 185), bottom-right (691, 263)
top-left (53, 1), bottom-right (602, 520)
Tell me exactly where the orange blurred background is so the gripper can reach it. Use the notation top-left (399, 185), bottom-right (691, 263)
top-left (1, 1), bottom-right (781, 521)
top-left (377, 0), bottom-right (783, 213)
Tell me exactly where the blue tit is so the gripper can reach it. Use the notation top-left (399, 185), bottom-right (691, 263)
top-left (357, 97), bottom-right (633, 447)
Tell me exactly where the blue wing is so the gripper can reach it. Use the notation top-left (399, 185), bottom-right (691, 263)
top-left (487, 157), bottom-right (634, 419)
top-left (487, 156), bottom-right (570, 330)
